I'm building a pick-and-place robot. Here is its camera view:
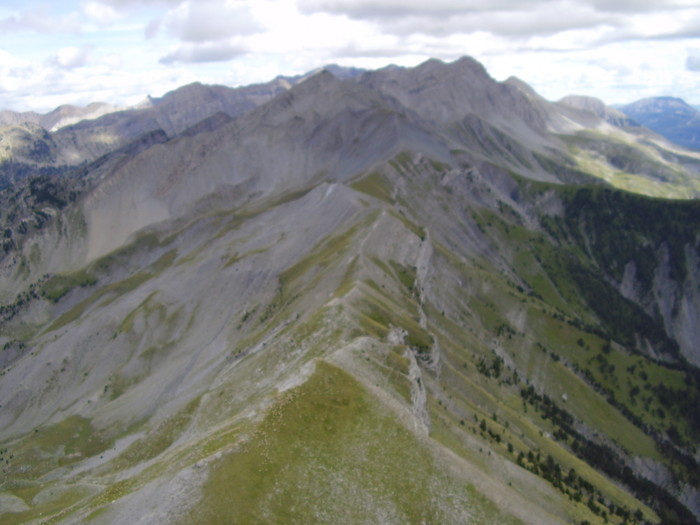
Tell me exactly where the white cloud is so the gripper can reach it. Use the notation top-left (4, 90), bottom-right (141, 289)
top-left (0, 49), bottom-right (30, 69)
top-left (162, 0), bottom-right (262, 43)
top-left (483, 38), bottom-right (699, 105)
top-left (298, 0), bottom-right (525, 17)
top-left (47, 46), bottom-right (94, 69)
top-left (0, 5), bottom-right (82, 34)
top-left (159, 42), bottom-right (247, 64)
top-left (94, 0), bottom-right (185, 9)
top-left (366, 5), bottom-right (610, 39)
top-left (297, 0), bottom-right (700, 45)
top-left (82, 1), bottom-right (124, 24)
top-left (0, 52), bottom-right (195, 112)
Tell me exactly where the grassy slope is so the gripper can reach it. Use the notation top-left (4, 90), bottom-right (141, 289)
top-left (1, 152), bottom-right (699, 524)
top-left (186, 361), bottom-right (524, 525)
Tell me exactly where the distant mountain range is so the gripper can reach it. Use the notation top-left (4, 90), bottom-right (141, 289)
top-left (0, 65), bottom-right (368, 191)
top-left (617, 96), bottom-right (700, 150)
top-left (0, 102), bottom-right (120, 132)
top-left (1, 58), bottom-right (699, 525)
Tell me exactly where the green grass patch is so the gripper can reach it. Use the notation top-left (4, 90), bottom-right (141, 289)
top-left (0, 485), bottom-right (93, 525)
top-left (388, 209), bottom-right (426, 239)
top-left (279, 212), bottom-right (378, 292)
top-left (350, 172), bottom-right (393, 203)
top-left (184, 361), bottom-right (523, 525)
top-left (40, 270), bottom-right (97, 303)
top-left (44, 249), bottom-right (177, 333)
top-left (109, 396), bottom-right (201, 470)
top-left (2, 416), bottom-right (113, 482)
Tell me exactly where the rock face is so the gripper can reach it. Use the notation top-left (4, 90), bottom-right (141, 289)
top-left (0, 57), bottom-right (699, 525)
top-left (361, 57), bottom-right (550, 134)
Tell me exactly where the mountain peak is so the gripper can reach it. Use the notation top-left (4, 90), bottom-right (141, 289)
top-left (358, 55), bottom-right (552, 136)
top-left (557, 94), bottom-right (634, 128)
top-left (410, 55), bottom-right (491, 81)
top-left (268, 68), bottom-right (343, 110)
top-left (559, 94), bottom-right (608, 111)
top-left (619, 95), bottom-right (700, 149)
top-left (299, 68), bottom-right (339, 86)
top-left (452, 55), bottom-right (490, 75)
top-left (622, 95), bottom-right (696, 113)
top-left (320, 63), bottom-right (366, 79)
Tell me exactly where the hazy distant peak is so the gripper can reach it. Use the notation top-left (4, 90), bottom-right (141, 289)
top-left (644, 95), bottom-right (687, 104)
top-left (0, 101), bottom-right (120, 132)
top-left (622, 96), bottom-right (696, 114)
top-left (317, 64), bottom-right (366, 80)
top-left (558, 94), bottom-right (633, 128)
top-left (559, 94), bottom-right (613, 117)
top-left (47, 102), bottom-right (120, 131)
top-left (619, 96), bottom-right (700, 149)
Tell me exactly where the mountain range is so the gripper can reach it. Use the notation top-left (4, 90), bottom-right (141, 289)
top-left (617, 97), bottom-right (700, 151)
top-left (1, 56), bottom-right (699, 524)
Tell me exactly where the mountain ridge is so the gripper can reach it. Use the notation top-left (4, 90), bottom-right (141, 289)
top-left (0, 102), bottom-right (120, 132)
top-left (0, 56), bottom-right (699, 525)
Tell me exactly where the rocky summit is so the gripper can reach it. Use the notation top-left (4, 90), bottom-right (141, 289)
top-left (1, 57), bottom-right (699, 525)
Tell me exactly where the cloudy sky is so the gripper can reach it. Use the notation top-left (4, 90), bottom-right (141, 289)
top-left (1, 0), bottom-right (700, 112)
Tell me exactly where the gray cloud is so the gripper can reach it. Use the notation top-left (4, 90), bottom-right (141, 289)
top-left (163, 1), bottom-right (262, 43)
top-left (95, 0), bottom-right (185, 9)
top-left (333, 44), bottom-right (410, 59)
top-left (159, 43), bottom-right (246, 64)
top-left (297, 0), bottom-right (699, 42)
top-left (300, 0), bottom-right (698, 18)
top-left (298, 0), bottom-right (525, 17)
top-left (586, 0), bottom-right (688, 13)
top-left (298, 0), bottom-right (609, 38)
top-left (378, 6), bottom-right (610, 38)
top-left (687, 50), bottom-right (700, 71)
top-left (145, 17), bottom-right (162, 39)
